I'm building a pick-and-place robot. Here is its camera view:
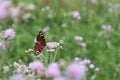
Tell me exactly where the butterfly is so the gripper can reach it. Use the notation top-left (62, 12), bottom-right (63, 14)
top-left (34, 31), bottom-right (46, 55)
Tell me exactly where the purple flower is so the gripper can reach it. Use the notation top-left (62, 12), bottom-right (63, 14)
top-left (90, 0), bottom-right (97, 4)
top-left (0, 7), bottom-right (7, 20)
top-left (55, 76), bottom-right (65, 80)
top-left (46, 42), bottom-right (59, 50)
top-left (72, 11), bottom-right (81, 20)
top-left (0, 42), bottom-right (5, 50)
top-left (95, 67), bottom-right (100, 72)
top-left (5, 28), bottom-right (15, 39)
top-left (3, 66), bottom-right (10, 73)
top-left (74, 36), bottom-right (83, 41)
top-left (29, 61), bottom-right (43, 71)
top-left (10, 74), bottom-right (24, 80)
top-left (17, 65), bottom-right (28, 73)
top-left (89, 64), bottom-right (95, 69)
top-left (46, 63), bottom-right (60, 78)
top-left (66, 62), bottom-right (87, 80)
top-left (0, 1), bottom-right (11, 20)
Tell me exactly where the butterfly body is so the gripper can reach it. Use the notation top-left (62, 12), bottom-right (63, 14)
top-left (34, 31), bottom-right (46, 55)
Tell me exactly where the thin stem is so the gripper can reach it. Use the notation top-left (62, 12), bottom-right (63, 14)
top-left (52, 49), bottom-right (58, 62)
top-left (48, 52), bottom-right (51, 64)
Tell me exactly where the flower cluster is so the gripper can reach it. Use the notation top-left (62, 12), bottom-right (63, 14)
top-left (0, 28), bottom-right (15, 50)
top-left (0, 0), bottom-right (35, 21)
top-left (72, 11), bottom-right (81, 20)
top-left (74, 36), bottom-right (86, 49)
top-left (1, 58), bottom-right (100, 80)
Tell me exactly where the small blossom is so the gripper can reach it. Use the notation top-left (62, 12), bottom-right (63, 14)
top-left (0, 42), bottom-right (5, 50)
top-left (72, 11), bottom-right (81, 20)
top-left (74, 36), bottom-right (83, 41)
top-left (27, 3), bottom-right (35, 11)
top-left (13, 62), bottom-right (20, 67)
top-left (89, 64), bottom-right (95, 69)
top-left (79, 42), bottom-right (86, 48)
top-left (46, 42), bottom-right (59, 50)
top-left (5, 28), bottom-right (15, 39)
top-left (90, 0), bottom-right (97, 4)
top-left (10, 74), bottom-right (24, 80)
top-left (46, 63), bottom-right (60, 78)
top-left (66, 62), bottom-right (87, 80)
top-left (0, 7), bottom-right (7, 20)
top-left (17, 65), bottom-right (28, 73)
top-left (54, 76), bottom-right (65, 80)
top-left (82, 59), bottom-right (91, 64)
top-left (95, 67), bottom-right (100, 72)
top-left (3, 66), bottom-right (10, 73)
top-left (42, 26), bottom-right (49, 32)
top-left (74, 57), bottom-right (80, 62)
top-left (29, 61), bottom-right (43, 71)
top-left (0, 1), bottom-right (11, 20)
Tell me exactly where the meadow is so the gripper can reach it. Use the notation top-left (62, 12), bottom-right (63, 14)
top-left (0, 0), bottom-right (120, 80)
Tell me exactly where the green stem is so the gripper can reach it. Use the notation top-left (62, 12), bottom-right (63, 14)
top-left (52, 49), bottom-right (58, 62)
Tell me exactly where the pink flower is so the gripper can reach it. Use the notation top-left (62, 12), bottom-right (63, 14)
top-left (0, 7), bottom-right (7, 20)
top-left (0, 1), bottom-right (11, 20)
top-left (46, 42), bottom-right (59, 50)
top-left (55, 76), bottom-right (65, 80)
top-left (46, 63), bottom-right (60, 78)
top-left (3, 66), bottom-right (10, 73)
top-left (74, 36), bottom-right (83, 41)
top-left (0, 42), bottom-right (5, 50)
top-left (89, 64), bottom-right (95, 69)
top-left (10, 74), bottom-right (24, 80)
top-left (29, 61), bottom-right (43, 71)
top-left (90, 0), bottom-right (97, 4)
top-left (95, 67), bottom-right (100, 72)
top-left (5, 28), bottom-right (15, 39)
top-left (66, 62), bottom-right (87, 80)
top-left (72, 11), bottom-right (81, 20)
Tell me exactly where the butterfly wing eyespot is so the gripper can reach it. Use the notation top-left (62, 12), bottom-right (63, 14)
top-left (34, 31), bottom-right (46, 55)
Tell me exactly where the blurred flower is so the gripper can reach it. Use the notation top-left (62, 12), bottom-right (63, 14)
top-left (89, 64), bottom-right (95, 69)
top-left (102, 25), bottom-right (111, 32)
top-left (29, 61), bottom-right (43, 71)
top-left (95, 67), bottom-right (100, 72)
top-left (90, 0), bottom-right (97, 4)
top-left (66, 62), bottom-right (87, 80)
top-left (10, 6), bottom-right (24, 19)
top-left (46, 63), bottom-right (60, 78)
top-left (72, 11), bottom-right (81, 20)
top-left (82, 59), bottom-right (91, 64)
top-left (61, 23), bottom-right (67, 28)
top-left (10, 74), bottom-right (24, 80)
top-left (42, 26), bottom-right (49, 32)
top-left (27, 3), bottom-right (35, 11)
top-left (74, 57), bottom-right (80, 62)
top-left (54, 76), bottom-right (65, 80)
top-left (0, 42), bottom-right (5, 50)
top-left (46, 42), bottom-right (60, 50)
top-left (3, 66), bottom-right (10, 73)
top-left (37, 67), bottom-right (47, 78)
top-left (0, 0), bottom-right (11, 20)
top-left (13, 62), bottom-right (20, 68)
top-left (5, 28), bottom-right (15, 39)
top-left (79, 42), bottom-right (86, 48)
top-left (0, 7), bottom-right (7, 20)
top-left (74, 36), bottom-right (83, 41)
top-left (17, 65), bottom-right (28, 73)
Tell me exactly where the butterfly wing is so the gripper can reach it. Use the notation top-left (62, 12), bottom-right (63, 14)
top-left (34, 31), bottom-right (46, 55)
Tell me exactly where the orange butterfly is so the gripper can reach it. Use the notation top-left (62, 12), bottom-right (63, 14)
top-left (34, 31), bottom-right (46, 55)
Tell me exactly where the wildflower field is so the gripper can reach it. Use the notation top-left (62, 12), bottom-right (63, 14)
top-left (0, 0), bottom-right (120, 80)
